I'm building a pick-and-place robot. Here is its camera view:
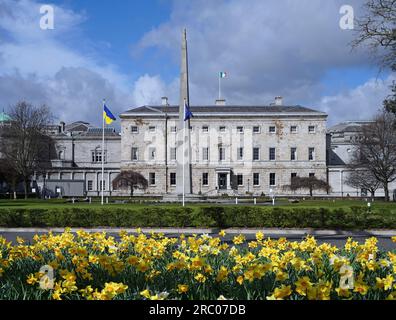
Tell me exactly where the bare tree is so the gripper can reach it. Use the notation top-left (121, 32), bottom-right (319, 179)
top-left (0, 102), bottom-right (53, 199)
top-left (112, 171), bottom-right (148, 197)
top-left (353, 0), bottom-right (396, 114)
top-left (283, 176), bottom-right (331, 197)
top-left (351, 111), bottom-right (396, 201)
top-left (0, 159), bottom-right (22, 199)
top-left (345, 169), bottom-right (381, 198)
top-left (353, 0), bottom-right (396, 70)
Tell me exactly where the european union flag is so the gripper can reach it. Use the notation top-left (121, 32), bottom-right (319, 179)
top-left (103, 104), bottom-right (116, 125)
top-left (184, 100), bottom-right (193, 121)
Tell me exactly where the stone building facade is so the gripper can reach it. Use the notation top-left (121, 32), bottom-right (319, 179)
top-left (34, 121), bottom-right (121, 197)
top-left (120, 101), bottom-right (328, 197)
top-left (327, 121), bottom-right (396, 198)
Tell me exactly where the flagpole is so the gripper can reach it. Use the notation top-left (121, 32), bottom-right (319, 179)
top-left (101, 99), bottom-right (105, 206)
top-left (218, 74), bottom-right (221, 100)
top-left (182, 99), bottom-right (186, 207)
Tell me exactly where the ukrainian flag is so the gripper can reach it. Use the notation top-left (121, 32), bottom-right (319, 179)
top-left (103, 104), bottom-right (116, 125)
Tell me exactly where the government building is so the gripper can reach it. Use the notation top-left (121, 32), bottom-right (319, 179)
top-left (1, 29), bottom-right (395, 199)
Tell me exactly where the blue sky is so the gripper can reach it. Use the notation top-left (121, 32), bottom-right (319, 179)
top-left (0, 0), bottom-right (394, 126)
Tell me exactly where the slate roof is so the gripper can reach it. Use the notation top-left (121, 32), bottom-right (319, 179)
top-left (122, 105), bottom-right (326, 116)
top-left (327, 121), bottom-right (374, 134)
top-left (79, 127), bottom-right (119, 137)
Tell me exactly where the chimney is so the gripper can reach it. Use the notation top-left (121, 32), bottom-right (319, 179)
top-left (60, 121), bottom-right (65, 133)
top-left (161, 97), bottom-right (169, 106)
top-left (215, 99), bottom-right (226, 106)
top-left (275, 96), bottom-right (283, 106)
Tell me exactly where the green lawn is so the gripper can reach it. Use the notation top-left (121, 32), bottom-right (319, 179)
top-left (0, 198), bottom-right (394, 210)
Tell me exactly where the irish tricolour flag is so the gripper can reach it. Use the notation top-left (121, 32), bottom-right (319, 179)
top-left (219, 72), bottom-right (227, 78)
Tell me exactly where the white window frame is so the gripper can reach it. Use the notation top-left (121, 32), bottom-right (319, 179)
top-left (269, 126), bottom-right (276, 134)
top-left (170, 148), bottom-right (177, 161)
top-left (202, 126), bottom-right (209, 133)
top-left (237, 126), bottom-right (244, 133)
top-left (269, 173), bottom-right (276, 187)
top-left (149, 148), bottom-right (156, 161)
top-left (253, 126), bottom-right (261, 134)
top-left (170, 173), bottom-right (176, 186)
top-left (290, 126), bottom-right (298, 134)
top-left (237, 147), bottom-right (244, 161)
top-left (131, 126), bottom-right (139, 133)
top-left (202, 147), bottom-right (209, 161)
top-left (308, 126), bottom-right (316, 134)
top-left (253, 147), bottom-right (260, 161)
top-left (309, 147), bottom-right (315, 161)
top-left (131, 147), bottom-right (139, 161)
top-left (269, 148), bottom-right (276, 161)
top-left (253, 173), bottom-right (260, 186)
top-left (149, 173), bottom-right (156, 186)
top-left (291, 147), bottom-right (297, 161)
top-left (149, 126), bottom-right (156, 133)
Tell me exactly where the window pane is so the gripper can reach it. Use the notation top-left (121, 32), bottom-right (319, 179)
top-left (270, 173), bottom-right (276, 186)
top-left (291, 148), bottom-right (297, 161)
top-left (170, 148), bottom-right (177, 161)
top-left (202, 173), bottom-right (209, 186)
top-left (253, 173), bottom-right (260, 186)
top-left (253, 148), bottom-right (260, 161)
top-left (149, 173), bottom-right (156, 185)
top-left (253, 126), bottom-right (260, 133)
top-left (170, 173), bottom-right (176, 185)
top-left (269, 148), bottom-right (276, 161)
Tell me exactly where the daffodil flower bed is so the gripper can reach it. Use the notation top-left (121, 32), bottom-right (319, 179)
top-left (1, 229), bottom-right (396, 300)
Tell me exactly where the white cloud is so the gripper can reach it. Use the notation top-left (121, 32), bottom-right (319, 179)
top-left (318, 75), bottom-right (395, 125)
top-left (0, 0), bottom-right (166, 125)
top-left (136, 0), bottom-right (393, 120)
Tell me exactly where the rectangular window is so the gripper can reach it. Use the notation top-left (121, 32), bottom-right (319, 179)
top-left (291, 148), bottom-right (297, 161)
top-left (290, 126), bottom-right (298, 133)
top-left (253, 147), bottom-right (260, 161)
top-left (87, 180), bottom-right (93, 191)
top-left (149, 148), bottom-right (156, 160)
top-left (219, 126), bottom-right (226, 132)
top-left (149, 126), bottom-right (156, 133)
top-left (269, 126), bottom-right (276, 133)
top-left (309, 173), bottom-right (315, 178)
top-left (131, 147), bottom-right (138, 161)
top-left (170, 148), bottom-right (177, 161)
top-left (291, 173), bottom-right (297, 180)
top-left (253, 173), bottom-right (260, 186)
top-left (131, 126), bottom-right (139, 133)
top-left (253, 126), bottom-right (261, 134)
top-left (202, 147), bottom-right (209, 161)
top-left (270, 173), bottom-right (276, 186)
top-left (237, 174), bottom-right (243, 186)
top-left (269, 148), bottom-right (276, 161)
top-left (237, 147), bottom-right (244, 160)
top-left (202, 126), bottom-right (209, 132)
top-left (202, 173), bottom-right (209, 186)
top-left (170, 126), bottom-right (177, 133)
top-left (149, 173), bottom-right (156, 186)
top-left (237, 126), bottom-right (244, 133)
top-left (309, 126), bottom-right (316, 133)
top-left (309, 147), bottom-right (315, 161)
top-left (219, 146), bottom-right (226, 161)
top-left (99, 180), bottom-right (106, 191)
top-left (92, 151), bottom-right (106, 163)
top-left (170, 173), bottom-right (176, 186)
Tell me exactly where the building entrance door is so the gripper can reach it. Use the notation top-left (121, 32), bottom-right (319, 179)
top-left (218, 174), bottom-right (227, 190)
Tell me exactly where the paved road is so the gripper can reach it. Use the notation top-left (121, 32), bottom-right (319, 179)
top-left (1, 229), bottom-right (395, 251)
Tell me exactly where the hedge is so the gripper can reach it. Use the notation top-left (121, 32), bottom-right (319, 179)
top-left (0, 205), bottom-right (395, 229)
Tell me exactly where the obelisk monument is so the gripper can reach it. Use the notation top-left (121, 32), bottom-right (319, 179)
top-left (176, 29), bottom-right (192, 195)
